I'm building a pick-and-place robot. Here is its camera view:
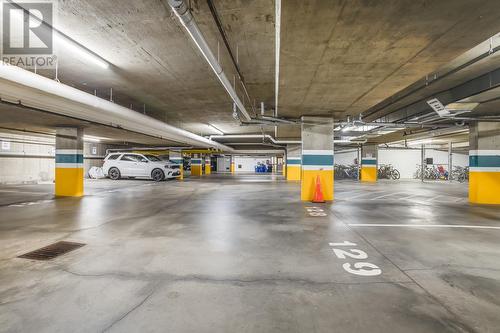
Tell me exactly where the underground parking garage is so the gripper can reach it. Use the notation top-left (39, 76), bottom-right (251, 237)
top-left (1, 0), bottom-right (500, 332)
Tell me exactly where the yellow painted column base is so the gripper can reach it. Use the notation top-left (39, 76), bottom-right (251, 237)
top-left (55, 168), bottom-right (84, 197)
top-left (179, 168), bottom-right (184, 180)
top-left (301, 170), bottom-right (334, 201)
top-left (191, 165), bottom-right (202, 176)
top-left (230, 163), bottom-right (235, 173)
top-left (361, 167), bottom-right (377, 182)
top-left (469, 172), bottom-right (500, 204)
top-left (205, 164), bottom-right (211, 175)
top-left (286, 166), bottom-right (301, 181)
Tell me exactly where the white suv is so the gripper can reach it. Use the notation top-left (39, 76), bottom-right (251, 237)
top-left (102, 153), bottom-right (180, 181)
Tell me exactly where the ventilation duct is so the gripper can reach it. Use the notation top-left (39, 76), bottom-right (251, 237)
top-left (0, 63), bottom-right (235, 152)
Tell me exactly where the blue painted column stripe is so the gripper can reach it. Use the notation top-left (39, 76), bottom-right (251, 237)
top-left (55, 154), bottom-right (84, 163)
top-left (191, 158), bottom-right (202, 164)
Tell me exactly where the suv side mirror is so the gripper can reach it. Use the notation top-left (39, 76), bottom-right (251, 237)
top-left (140, 158), bottom-right (148, 163)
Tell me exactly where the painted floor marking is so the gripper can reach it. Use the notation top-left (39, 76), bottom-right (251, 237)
top-left (7, 199), bottom-right (52, 208)
top-left (344, 191), bottom-right (386, 200)
top-left (348, 224), bottom-right (500, 230)
top-left (328, 241), bottom-right (382, 276)
top-left (305, 206), bottom-right (327, 217)
top-left (370, 191), bottom-right (408, 200)
top-left (0, 189), bottom-right (47, 195)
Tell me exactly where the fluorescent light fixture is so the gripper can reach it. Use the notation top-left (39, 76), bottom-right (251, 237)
top-left (341, 125), bottom-right (355, 132)
top-left (11, 4), bottom-right (109, 69)
top-left (55, 32), bottom-right (109, 69)
top-left (407, 139), bottom-right (433, 146)
top-left (341, 125), bottom-right (379, 132)
top-left (83, 135), bottom-right (107, 142)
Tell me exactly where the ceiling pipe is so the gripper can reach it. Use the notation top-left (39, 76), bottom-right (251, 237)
top-left (275, 0), bottom-right (281, 117)
top-left (209, 134), bottom-right (364, 145)
top-left (209, 134), bottom-right (300, 144)
top-left (205, 0), bottom-right (256, 117)
top-left (0, 63), bottom-right (236, 152)
top-left (106, 147), bottom-right (193, 153)
top-left (166, 0), bottom-right (252, 122)
top-left (210, 134), bottom-right (302, 144)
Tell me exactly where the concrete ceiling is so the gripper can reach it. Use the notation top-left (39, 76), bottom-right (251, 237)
top-left (2, 0), bottom-right (500, 146)
top-left (43, 0), bottom-right (275, 136)
top-left (278, 0), bottom-right (500, 120)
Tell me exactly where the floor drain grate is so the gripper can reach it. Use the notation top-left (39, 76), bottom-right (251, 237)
top-left (18, 241), bottom-right (85, 261)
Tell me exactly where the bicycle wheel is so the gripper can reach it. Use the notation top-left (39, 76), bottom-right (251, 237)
top-left (391, 169), bottom-right (400, 180)
top-left (458, 174), bottom-right (466, 183)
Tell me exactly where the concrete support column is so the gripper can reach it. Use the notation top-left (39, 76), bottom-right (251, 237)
top-left (170, 150), bottom-right (184, 180)
top-left (55, 127), bottom-right (84, 197)
top-left (205, 155), bottom-right (211, 175)
top-left (469, 122), bottom-right (500, 204)
top-left (301, 116), bottom-right (334, 201)
top-left (191, 154), bottom-right (202, 176)
top-left (286, 144), bottom-right (301, 181)
top-left (361, 144), bottom-right (378, 182)
top-left (230, 155), bottom-right (235, 174)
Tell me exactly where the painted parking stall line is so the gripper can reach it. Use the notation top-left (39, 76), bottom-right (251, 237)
top-left (348, 223), bottom-right (500, 230)
top-left (329, 241), bottom-right (382, 276)
top-left (8, 199), bottom-right (52, 208)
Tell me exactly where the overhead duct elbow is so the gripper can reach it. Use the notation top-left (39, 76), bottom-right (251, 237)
top-left (166, 0), bottom-right (252, 121)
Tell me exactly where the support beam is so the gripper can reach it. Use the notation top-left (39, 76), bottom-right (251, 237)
top-left (301, 117), bottom-right (334, 201)
top-left (361, 144), bottom-right (378, 182)
top-left (469, 122), bottom-right (500, 204)
top-left (55, 127), bottom-right (83, 197)
top-left (230, 156), bottom-right (235, 174)
top-left (170, 151), bottom-right (184, 180)
top-left (286, 144), bottom-right (301, 181)
top-left (448, 142), bottom-right (453, 183)
top-left (191, 154), bottom-right (203, 176)
top-left (205, 155), bottom-right (211, 175)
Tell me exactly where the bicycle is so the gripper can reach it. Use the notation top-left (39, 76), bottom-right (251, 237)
top-left (378, 164), bottom-right (400, 180)
top-left (450, 166), bottom-right (469, 183)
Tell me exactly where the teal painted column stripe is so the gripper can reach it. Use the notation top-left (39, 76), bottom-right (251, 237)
top-left (361, 159), bottom-right (377, 165)
top-left (469, 155), bottom-right (500, 167)
top-left (286, 159), bottom-right (301, 165)
top-left (191, 159), bottom-right (202, 164)
top-left (302, 155), bottom-right (334, 166)
top-left (55, 154), bottom-right (84, 163)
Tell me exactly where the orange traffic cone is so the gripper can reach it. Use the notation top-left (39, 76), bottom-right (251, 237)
top-left (312, 175), bottom-right (325, 203)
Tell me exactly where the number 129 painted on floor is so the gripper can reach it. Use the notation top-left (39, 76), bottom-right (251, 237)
top-left (329, 241), bottom-right (382, 276)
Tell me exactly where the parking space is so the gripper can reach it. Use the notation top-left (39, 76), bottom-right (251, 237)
top-left (1, 175), bottom-right (498, 332)
top-left (2, 1), bottom-right (500, 331)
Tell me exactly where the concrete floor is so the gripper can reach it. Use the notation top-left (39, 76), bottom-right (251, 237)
top-left (0, 175), bottom-right (499, 332)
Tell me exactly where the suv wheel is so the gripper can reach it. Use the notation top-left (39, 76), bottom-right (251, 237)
top-left (151, 169), bottom-right (165, 182)
top-left (109, 167), bottom-right (121, 180)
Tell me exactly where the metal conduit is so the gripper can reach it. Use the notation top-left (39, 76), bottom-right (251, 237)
top-left (166, 0), bottom-right (252, 121)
